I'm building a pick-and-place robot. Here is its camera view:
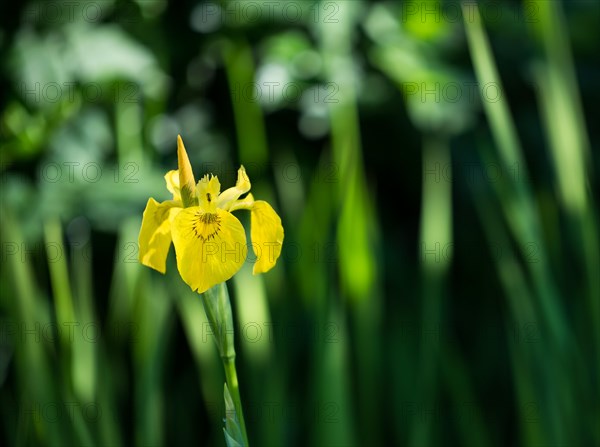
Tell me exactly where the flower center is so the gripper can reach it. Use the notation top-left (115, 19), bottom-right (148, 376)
top-left (192, 212), bottom-right (221, 241)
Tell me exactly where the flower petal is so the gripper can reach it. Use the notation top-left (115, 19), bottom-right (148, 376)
top-left (164, 170), bottom-right (181, 201)
top-left (171, 207), bottom-right (247, 293)
top-left (217, 166), bottom-right (251, 210)
top-left (229, 193), bottom-right (255, 213)
top-left (138, 198), bottom-right (179, 273)
top-left (250, 200), bottom-right (284, 274)
top-left (196, 174), bottom-right (221, 211)
top-left (177, 135), bottom-right (198, 207)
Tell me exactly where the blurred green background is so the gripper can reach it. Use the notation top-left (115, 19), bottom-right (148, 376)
top-left (1, 1), bottom-right (599, 446)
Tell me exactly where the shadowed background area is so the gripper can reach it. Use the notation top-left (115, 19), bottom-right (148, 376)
top-left (1, 1), bottom-right (599, 446)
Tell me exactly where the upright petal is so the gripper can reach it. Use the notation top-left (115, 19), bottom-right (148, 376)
top-left (171, 207), bottom-right (247, 293)
top-left (196, 174), bottom-right (221, 211)
top-left (164, 170), bottom-right (181, 201)
top-left (177, 135), bottom-right (198, 207)
top-left (250, 201), bottom-right (284, 274)
top-left (217, 166), bottom-right (251, 210)
top-left (138, 198), bottom-right (179, 273)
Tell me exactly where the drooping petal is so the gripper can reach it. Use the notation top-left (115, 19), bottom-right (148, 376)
top-left (217, 166), bottom-right (251, 211)
top-left (171, 207), bottom-right (247, 293)
top-left (250, 200), bottom-right (284, 274)
top-left (138, 198), bottom-right (179, 273)
top-left (177, 135), bottom-right (198, 207)
top-left (164, 170), bottom-right (181, 201)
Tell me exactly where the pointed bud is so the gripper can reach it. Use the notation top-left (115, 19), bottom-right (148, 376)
top-left (177, 135), bottom-right (198, 207)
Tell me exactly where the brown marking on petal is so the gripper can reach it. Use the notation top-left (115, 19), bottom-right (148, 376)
top-left (192, 212), bottom-right (221, 241)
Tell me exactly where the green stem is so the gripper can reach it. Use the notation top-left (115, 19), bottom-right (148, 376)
top-left (201, 283), bottom-right (250, 446)
top-left (223, 357), bottom-right (249, 446)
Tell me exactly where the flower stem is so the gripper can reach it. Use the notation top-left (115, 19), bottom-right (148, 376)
top-left (201, 283), bottom-right (250, 446)
top-left (223, 356), bottom-right (249, 446)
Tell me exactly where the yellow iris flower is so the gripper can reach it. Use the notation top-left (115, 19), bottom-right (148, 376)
top-left (138, 135), bottom-right (284, 293)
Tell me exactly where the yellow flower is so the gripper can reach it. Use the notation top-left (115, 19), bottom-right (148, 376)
top-left (138, 135), bottom-right (284, 293)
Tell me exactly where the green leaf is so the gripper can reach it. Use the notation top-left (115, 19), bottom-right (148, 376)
top-left (223, 384), bottom-right (244, 447)
top-left (223, 430), bottom-right (243, 447)
top-left (201, 283), bottom-right (236, 360)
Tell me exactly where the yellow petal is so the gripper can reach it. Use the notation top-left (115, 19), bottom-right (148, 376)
top-left (250, 200), bottom-right (284, 274)
top-left (164, 170), bottom-right (181, 201)
top-left (217, 166), bottom-right (251, 210)
top-left (196, 174), bottom-right (221, 211)
top-left (138, 198), bottom-right (179, 273)
top-left (229, 193), bottom-right (255, 213)
top-left (171, 207), bottom-right (247, 293)
top-left (177, 135), bottom-right (198, 207)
